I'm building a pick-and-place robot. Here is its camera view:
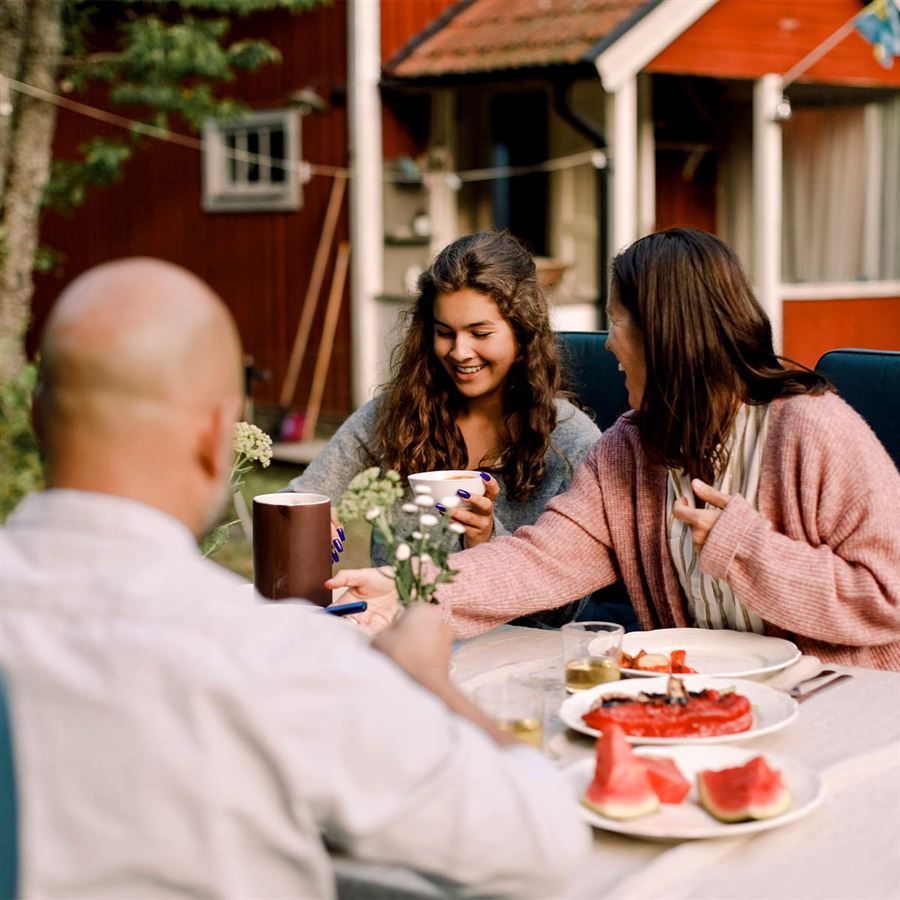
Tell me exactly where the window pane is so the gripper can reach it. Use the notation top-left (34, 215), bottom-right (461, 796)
top-left (247, 130), bottom-right (260, 183)
top-left (225, 131), bottom-right (237, 184)
top-left (270, 127), bottom-right (286, 183)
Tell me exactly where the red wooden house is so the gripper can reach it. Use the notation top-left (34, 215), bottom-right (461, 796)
top-left (31, 0), bottom-right (899, 431)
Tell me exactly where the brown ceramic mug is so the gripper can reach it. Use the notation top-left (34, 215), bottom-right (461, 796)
top-left (252, 492), bottom-right (332, 605)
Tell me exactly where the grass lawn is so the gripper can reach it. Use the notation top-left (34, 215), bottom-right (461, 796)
top-left (209, 461), bottom-right (374, 580)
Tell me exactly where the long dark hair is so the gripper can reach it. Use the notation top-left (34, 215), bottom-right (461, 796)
top-left (611, 228), bottom-right (831, 483)
top-left (374, 231), bottom-right (562, 500)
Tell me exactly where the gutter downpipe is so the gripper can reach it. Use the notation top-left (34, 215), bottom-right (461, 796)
top-left (553, 81), bottom-right (610, 327)
top-left (347, 0), bottom-right (383, 406)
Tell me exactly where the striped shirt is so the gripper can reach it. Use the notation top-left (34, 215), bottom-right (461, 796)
top-left (666, 403), bottom-right (771, 633)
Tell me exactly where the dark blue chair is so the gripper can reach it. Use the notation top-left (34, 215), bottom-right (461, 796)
top-left (554, 331), bottom-right (639, 631)
top-left (555, 331), bottom-right (630, 431)
top-left (814, 348), bottom-right (900, 469)
top-left (0, 675), bottom-right (18, 899)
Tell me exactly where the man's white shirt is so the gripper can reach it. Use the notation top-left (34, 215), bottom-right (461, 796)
top-left (0, 490), bottom-right (589, 898)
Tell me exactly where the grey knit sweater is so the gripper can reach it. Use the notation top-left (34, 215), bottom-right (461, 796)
top-left (287, 397), bottom-right (601, 618)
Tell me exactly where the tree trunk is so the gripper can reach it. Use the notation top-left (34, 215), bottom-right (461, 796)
top-left (0, 0), bottom-right (62, 383)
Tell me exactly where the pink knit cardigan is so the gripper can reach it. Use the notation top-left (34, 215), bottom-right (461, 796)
top-left (440, 393), bottom-right (900, 670)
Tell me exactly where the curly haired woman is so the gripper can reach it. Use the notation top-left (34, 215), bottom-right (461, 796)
top-left (332, 229), bottom-right (900, 669)
top-left (287, 231), bottom-right (601, 621)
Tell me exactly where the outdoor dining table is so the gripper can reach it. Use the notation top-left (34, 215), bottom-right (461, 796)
top-left (334, 624), bottom-right (900, 900)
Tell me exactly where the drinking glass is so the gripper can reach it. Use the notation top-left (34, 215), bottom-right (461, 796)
top-left (561, 621), bottom-right (624, 691)
top-left (473, 681), bottom-right (545, 750)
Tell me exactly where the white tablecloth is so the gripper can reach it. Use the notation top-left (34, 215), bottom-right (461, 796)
top-left (450, 626), bottom-right (900, 900)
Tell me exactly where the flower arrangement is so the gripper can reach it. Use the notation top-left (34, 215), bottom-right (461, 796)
top-left (202, 422), bottom-right (273, 557)
top-left (338, 466), bottom-right (461, 606)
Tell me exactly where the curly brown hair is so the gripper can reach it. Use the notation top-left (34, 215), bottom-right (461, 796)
top-left (374, 231), bottom-right (563, 501)
top-left (611, 228), bottom-right (831, 484)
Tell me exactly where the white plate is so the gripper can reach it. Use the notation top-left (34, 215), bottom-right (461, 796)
top-left (620, 628), bottom-right (800, 678)
top-left (558, 674), bottom-right (798, 745)
top-left (565, 745), bottom-right (824, 840)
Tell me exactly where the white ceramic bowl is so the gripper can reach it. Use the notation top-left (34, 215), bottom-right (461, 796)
top-left (407, 469), bottom-right (485, 505)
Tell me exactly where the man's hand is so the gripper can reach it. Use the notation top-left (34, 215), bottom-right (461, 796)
top-left (326, 567), bottom-right (400, 632)
top-left (371, 603), bottom-right (452, 691)
top-left (671, 478), bottom-right (731, 550)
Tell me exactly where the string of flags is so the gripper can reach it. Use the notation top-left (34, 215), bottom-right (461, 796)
top-left (856, 0), bottom-right (900, 68)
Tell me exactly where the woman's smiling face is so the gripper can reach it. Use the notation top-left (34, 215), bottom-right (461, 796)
top-left (433, 289), bottom-right (518, 405)
top-left (606, 292), bottom-right (646, 410)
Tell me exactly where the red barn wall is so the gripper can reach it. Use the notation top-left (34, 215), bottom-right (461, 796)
top-left (783, 298), bottom-right (900, 368)
top-left (647, 0), bottom-right (900, 86)
top-left (31, 1), bottom-right (453, 420)
top-left (381, 0), bottom-right (458, 158)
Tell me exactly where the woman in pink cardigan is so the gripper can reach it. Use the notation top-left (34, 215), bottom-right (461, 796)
top-left (331, 229), bottom-right (900, 670)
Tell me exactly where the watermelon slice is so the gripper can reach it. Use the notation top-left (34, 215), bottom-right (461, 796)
top-left (697, 755), bottom-right (792, 823)
top-left (582, 724), bottom-right (660, 819)
top-left (640, 755), bottom-right (691, 804)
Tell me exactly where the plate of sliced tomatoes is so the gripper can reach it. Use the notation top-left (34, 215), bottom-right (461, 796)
top-left (620, 628), bottom-right (800, 679)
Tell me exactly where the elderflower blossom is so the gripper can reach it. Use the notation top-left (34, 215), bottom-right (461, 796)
top-left (337, 467), bottom-right (404, 523)
top-left (337, 467), bottom-right (460, 607)
top-left (201, 421), bottom-right (273, 558)
top-left (233, 422), bottom-right (272, 467)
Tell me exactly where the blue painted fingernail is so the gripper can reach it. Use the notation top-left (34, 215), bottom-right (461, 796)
top-left (331, 551), bottom-right (340, 563)
top-left (436, 503), bottom-right (447, 512)
top-left (337, 527), bottom-right (345, 542)
top-left (333, 538), bottom-right (343, 552)
top-left (479, 471), bottom-right (491, 481)
top-left (457, 489), bottom-right (471, 499)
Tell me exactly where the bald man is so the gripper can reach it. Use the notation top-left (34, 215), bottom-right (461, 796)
top-left (1, 259), bottom-right (589, 899)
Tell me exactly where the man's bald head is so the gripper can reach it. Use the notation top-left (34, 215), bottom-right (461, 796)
top-left (40, 258), bottom-right (241, 424)
top-left (36, 258), bottom-right (244, 534)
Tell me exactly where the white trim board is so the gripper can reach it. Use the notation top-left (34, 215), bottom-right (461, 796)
top-left (781, 281), bottom-right (900, 301)
top-left (594, 0), bottom-right (718, 93)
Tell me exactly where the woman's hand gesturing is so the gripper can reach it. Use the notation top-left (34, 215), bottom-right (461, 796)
top-left (671, 478), bottom-right (732, 550)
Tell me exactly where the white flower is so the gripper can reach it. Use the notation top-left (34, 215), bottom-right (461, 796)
top-left (411, 531), bottom-right (423, 540)
top-left (412, 484), bottom-right (432, 495)
top-left (419, 513), bottom-right (438, 528)
top-left (415, 494), bottom-right (435, 507)
top-left (448, 522), bottom-right (465, 535)
top-left (395, 543), bottom-right (411, 561)
top-left (233, 422), bottom-right (273, 467)
top-left (440, 495), bottom-right (461, 509)
top-left (365, 507), bottom-right (382, 521)
top-left (401, 502), bottom-right (418, 513)
top-left (420, 553), bottom-right (432, 563)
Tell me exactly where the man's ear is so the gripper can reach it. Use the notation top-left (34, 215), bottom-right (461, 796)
top-left (196, 396), bottom-right (241, 479)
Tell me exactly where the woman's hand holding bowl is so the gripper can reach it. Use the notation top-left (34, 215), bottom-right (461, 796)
top-left (448, 473), bottom-right (499, 548)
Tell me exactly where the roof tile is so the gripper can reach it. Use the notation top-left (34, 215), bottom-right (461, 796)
top-left (388, 0), bottom-right (650, 78)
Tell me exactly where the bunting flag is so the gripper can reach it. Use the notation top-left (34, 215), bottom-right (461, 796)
top-left (855, 0), bottom-right (900, 67)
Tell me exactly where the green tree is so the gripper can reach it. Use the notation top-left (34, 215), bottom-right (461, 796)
top-left (0, 0), bottom-right (324, 383)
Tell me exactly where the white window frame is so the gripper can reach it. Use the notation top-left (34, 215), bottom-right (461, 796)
top-left (202, 108), bottom-right (302, 213)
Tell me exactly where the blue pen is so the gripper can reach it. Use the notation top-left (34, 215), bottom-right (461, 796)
top-left (325, 600), bottom-right (368, 617)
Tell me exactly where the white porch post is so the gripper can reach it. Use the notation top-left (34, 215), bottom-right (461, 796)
top-left (637, 73), bottom-right (656, 238)
top-left (752, 73), bottom-right (784, 353)
top-left (606, 75), bottom-right (638, 258)
top-left (347, 0), bottom-right (383, 405)
top-left (427, 90), bottom-right (458, 256)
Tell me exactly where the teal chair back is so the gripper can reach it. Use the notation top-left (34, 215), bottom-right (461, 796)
top-left (553, 331), bottom-right (639, 630)
top-left (814, 348), bottom-right (900, 469)
top-left (0, 675), bottom-right (17, 899)
top-left (556, 331), bottom-right (630, 431)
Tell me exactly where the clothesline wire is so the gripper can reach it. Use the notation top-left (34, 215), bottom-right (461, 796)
top-left (0, 73), bottom-right (601, 184)
top-left (782, 10), bottom-right (862, 88)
